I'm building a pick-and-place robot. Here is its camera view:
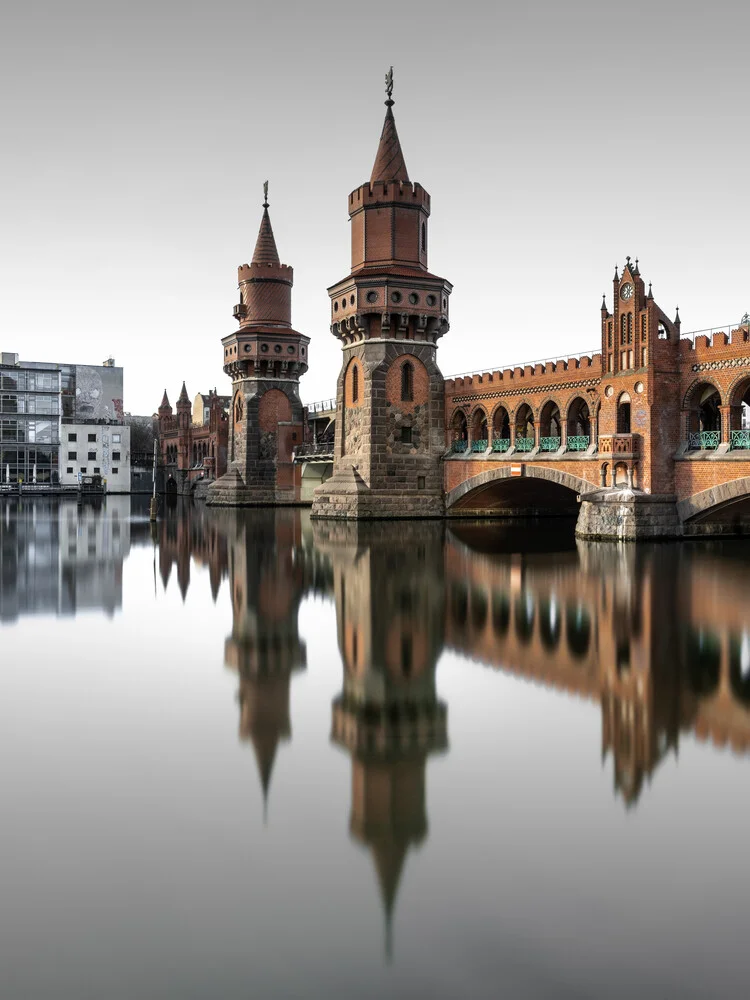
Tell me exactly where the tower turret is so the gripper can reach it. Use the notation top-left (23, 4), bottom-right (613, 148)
top-left (207, 185), bottom-right (310, 506)
top-left (311, 70), bottom-right (452, 520)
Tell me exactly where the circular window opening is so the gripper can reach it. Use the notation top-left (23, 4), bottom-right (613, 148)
top-left (366, 291), bottom-right (378, 303)
top-left (301, 348), bottom-right (305, 355)
top-left (274, 344), bottom-right (282, 353)
top-left (409, 293), bottom-right (419, 305)
top-left (341, 298), bottom-right (347, 309)
top-left (244, 344), bottom-right (251, 352)
top-left (442, 298), bottom-right (447, 309)
top-left (605, 385), bottom-right (614, 397)
top-left (287, 346), bottom-right (295, 354)
top-left (635, 381), bottom-right (644, 394)
top-left (426, 294), bottom-right (436, 306)
top-left (261, 344), bottom-right (269, 353)
top-left (333, 302), bottom-right (338, 312)
top-left (350, 295), bottom-right (355, 305)
top-left (391, 291), bottom-right (402, 304)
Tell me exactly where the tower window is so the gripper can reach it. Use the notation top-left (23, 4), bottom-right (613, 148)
top-left (421, 222), bottom-right (426, 252)
top-left (401, 426), bottom-right (413, 444)
top-left (352, 364), bottom-right (359, 403)
top-left (401, 361), bottom-right (414, 402)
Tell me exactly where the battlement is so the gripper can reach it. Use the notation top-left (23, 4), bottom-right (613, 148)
top-left (238, 262), bottom-right (293, 283)
top-left (349, 180), bottom-right (430, 212)
top-left (444, 350), bottom-right (602, 393)
top-left (680, 324), bottom-right (750, 357)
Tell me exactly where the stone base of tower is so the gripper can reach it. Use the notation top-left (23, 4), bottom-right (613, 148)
top-left (206, 467), bottom-right (301, 508)
top-left (310, 465), bottom-right (444, 520)
top-left (575, 489), bottom-right (681, 541)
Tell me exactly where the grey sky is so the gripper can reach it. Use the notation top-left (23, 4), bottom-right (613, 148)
top-left (1, 0), bottom-right (748, 412)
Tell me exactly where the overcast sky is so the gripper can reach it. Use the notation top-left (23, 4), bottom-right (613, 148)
top-left (1, 0), bottom-right (748, 413)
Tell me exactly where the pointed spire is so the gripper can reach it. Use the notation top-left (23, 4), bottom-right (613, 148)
top-left (370, 67), bottom-right (410, 184)
top-left (674, 306), bottom-right (681, 326)
top-left (160, 389), bottom-right (170, 409)
top-left (614, 264), bottom-right (619, 281)
top-left (177, 381), bottom-right (190, 405)
top-left (647, 282), bottom-right (654, 300)
top-left (601, 294), bottom-right (608, 313)
top-left (634, 257), bottom-right (640, 275)
top-left (252, 182), bottom-right (280, 265)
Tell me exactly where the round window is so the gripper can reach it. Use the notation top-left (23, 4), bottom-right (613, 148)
top-left (605, 385), bottom-right (614, 397)
top-left (341, 298), bottom-right (347, 309)
top-left (391, 291), bottom-right (402, 304)
top-left (426, 294), bottom-right (436, 307)
top-left (409, 293), bottom-right (419, 305)
top-left (287, 346), bottom-right (295, 354)
top-left (244, 344), bottom-right (252, 352)
top-left (366, 291), bottom-right (378, 303)
top-left (634, 381), bottom-right (644, 394)
top-left (274, 344), bottom-right (282, 353)
top-left (261, 344), bottom-right (269, 353)
top-left (350, 295), bottom-right (355, 305)
top-left (333, 301), bottom-right (338, 312)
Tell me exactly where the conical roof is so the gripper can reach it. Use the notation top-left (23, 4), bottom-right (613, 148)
top-left (370, 105), bottom-right (410, 184)
top-left (160, 389), bottom-right (171, 409)
top-left (252, 207), bottom-right (281, 265)
top-left (177, 381), bottom-right (190, 405)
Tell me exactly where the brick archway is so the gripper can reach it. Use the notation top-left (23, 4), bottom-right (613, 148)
top-left (445, 465), bottom-right (597, 511)
top-left (677, 477), bottom-right (750, 522)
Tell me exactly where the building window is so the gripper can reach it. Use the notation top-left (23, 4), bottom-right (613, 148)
top-left (68, 433), bottom-right (77, 442)
top-left (620, 315), bottom-right (626, 345)
top-left (421, 222), bottom-right (426, 252)
top-left (80, 467), bottom-right (87, 473)
top-left (113, 451), bottom-right (120, 461)
top-left (617, 393), bottom-right (631, 434)
top-left (68, 451), bottom-right (77, 460)
top-left (88, 433), bottom-right (96, 442)
top-left (641, 315), bottom-right (647, 340)
top-left (401, 361), bottom-right (414, 402)
top-left (88, 451), bottom-right (96, 460)
top-left (94, 467), bottom-right (100, 473)
top-left (352, 364), bottom-right (359, 403)
top-left (401, 426), bottom-right (413, 444)
top-left (627, 313), bottom-right (633, 343)
top-left (112, 468), bottom-right (118, 474)
top-left (113, 433), bottom-right (121, 443)
top-left (66, 467), bottom-right (73, 474)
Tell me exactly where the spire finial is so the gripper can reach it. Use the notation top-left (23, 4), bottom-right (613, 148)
top-left (385, 66), bottom-right (394, 107)
top-left (262, 180), bottom-right (269, 209)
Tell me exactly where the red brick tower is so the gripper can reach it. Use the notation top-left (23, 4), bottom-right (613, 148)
top-left (311, 69), bottom-right (452, 519)
top-left (207, 185), bottom-right (310, 506)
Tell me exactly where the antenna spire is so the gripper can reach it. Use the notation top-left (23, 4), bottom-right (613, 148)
top-left (263, 180), bottom-right (269, 209)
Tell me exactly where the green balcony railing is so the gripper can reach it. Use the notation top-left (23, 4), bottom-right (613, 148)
top-left (688, 431), bottom-right (721, 450)
top-left (730, 429), bottom-right (750, 450)
top-left (539, 436), bottom-right (561, 452)
top-left (452, 440), bottom-right (468, 453)
top-left (515, 436), bottom-right (535, 452)
top-left (492, 437), bottom-right (510, 452)
top-left (567, 435), bottom-right (590, 452)
top-left (471, 439), bottom-right (488, 452)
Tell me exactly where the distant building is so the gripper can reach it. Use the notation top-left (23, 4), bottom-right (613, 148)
top-left (0, 351), bottom-right (131, 491)
top-left (157, 385), bottom-right (229, 494)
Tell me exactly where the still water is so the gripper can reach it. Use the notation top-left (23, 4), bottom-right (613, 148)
top-left (1, 497), bottom-right (749, 999)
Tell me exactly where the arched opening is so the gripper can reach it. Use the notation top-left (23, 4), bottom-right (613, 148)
top-left (447, 468), bottom-right (586, 518)
top-left (421, 222), bottom-right (426, 252)
top-left (539, 401), bottom-right (561, 452)
top-left (352, 363), bottom-right (359, 403)
top-left (539, 596), bottom-right (561, 651)
top-left (166, 476), bottom-right (177, 495)
top-left (730, 631), bottom-right (750, 704)
top-left (617, 393), bottom-right (631, 434)
top-left (614, 462), bottom-right (629, 486)
top-left (450, 409), bottom-right (468, 453)
top-left (566, 397), bottom-right (591, 451)
top-left (728, 376), bottom-right (750, 450)
top-left (515, 404), bottom-right (535, 452)
top-left (492, 592), bottom-right (510, 637)
top-left (686, 381), bottom-right (721, 449)
top-left (470, 408), bottom-right (488, 452)
top-left (686, 626), bottom-right (721, 696)
top-left (566, 604), bottom-right (591, 659)
top-left (400, 361), bottom-right (414, 402)
top-left (491, 406), bottom-right (510, 452)
top-left (514, 592), bottom-right (535, 643)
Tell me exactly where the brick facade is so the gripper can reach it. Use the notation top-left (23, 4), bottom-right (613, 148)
top-left (157, 384), bottom-right (228, 496)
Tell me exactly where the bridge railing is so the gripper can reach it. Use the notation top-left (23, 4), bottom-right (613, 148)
top-left (680, 322), bottom-right (750, 345)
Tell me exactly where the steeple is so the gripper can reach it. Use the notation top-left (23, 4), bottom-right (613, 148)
top-left (252, 181), bottom-right (280, 265)
top-left (177, 381), bottom-right (190, 407)
top-left (370, 68), bottom-right (409, 184)
top-left (160, 389), bottom-right (170, 410)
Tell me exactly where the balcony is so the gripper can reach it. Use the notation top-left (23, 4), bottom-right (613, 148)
top-left (471, 439), bottom-right (488, 453)
top-left (567, 435), bottom-right (590, 452)
top-left (451, 440), bottom-right (468, 453)
top-left (730, 430), bottom-right (750, 450)
top-left (539, 436), bottom-right (561, 452)
top-left (515, 436), bottom-right (535, 452)
top-left (492, 437), bottom-right (510, 453)
top-left (688, 431), bottom-right (720, 450)
top-left (598, 434), bottom-right (637, 456)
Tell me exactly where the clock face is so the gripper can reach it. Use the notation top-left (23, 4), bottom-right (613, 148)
top-left (620, 282), bottom-right (634, 301)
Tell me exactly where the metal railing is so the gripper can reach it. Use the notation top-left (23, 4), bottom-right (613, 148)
top-left (515, 436), bottom-right (535, 452)
top-left (567, 435), bottom-right (590, 451)
top-left (680, 322), bottom-right (749, 345)
top-left (730, 429), bottom-right (750, 450)
top-left (304, 398), bottom-right (336, 414)
top-left (492, 437), bottom-right (511, 452)
top-left (471, 439), bottom-right (488, 452)
top-left (451, 440), bottom-right (468, 453)
top-left (688, 431), bottom-right (721, 450)
top-left (539, 436), bottom-right (561, 452)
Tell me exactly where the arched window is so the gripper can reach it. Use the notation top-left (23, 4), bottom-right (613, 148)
top-left (421, 222), bottom-right (426, 252)
top-left (627, 313), bottom-right (633, 343)
top-left (352, 364), bottom-right (359, 403)
top-left (620, 314), bottom-right (627, 345)
top-left (401, 361), bottom-right (414, 402)
top-left (617, 392), bottom-right (631, 434)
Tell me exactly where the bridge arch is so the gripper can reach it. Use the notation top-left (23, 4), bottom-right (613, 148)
top-left (678, 477), bottom-right (750, 524)
top-left (446, 465), bottom-right (596, 512)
